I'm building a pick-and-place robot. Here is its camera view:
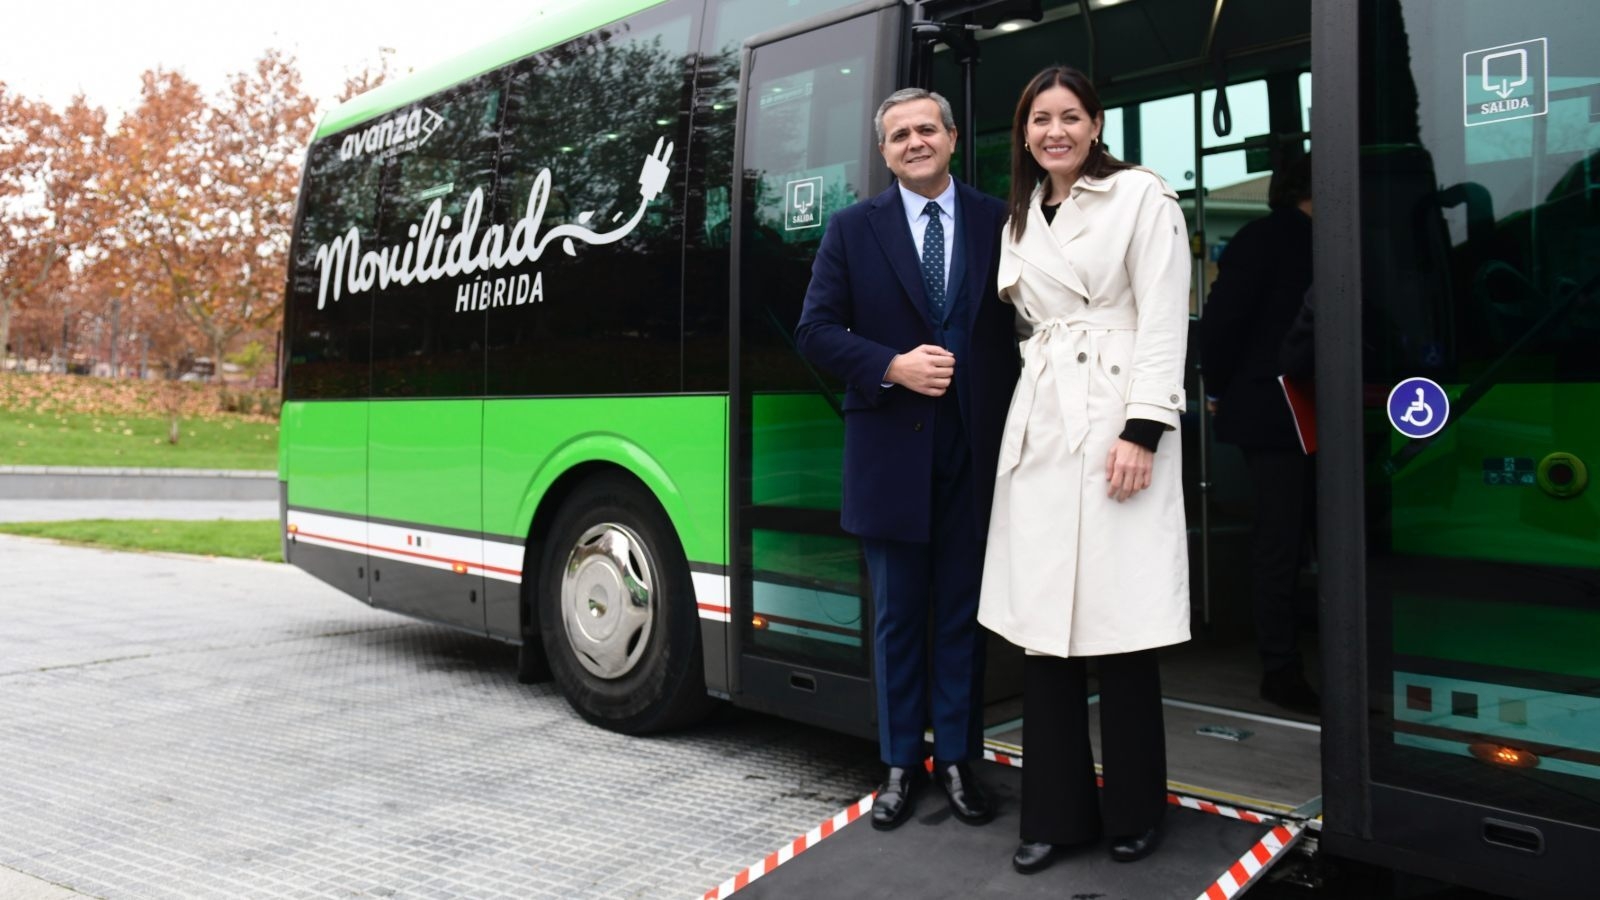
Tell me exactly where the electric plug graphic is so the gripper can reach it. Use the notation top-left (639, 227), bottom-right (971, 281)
top-left (638, 137), bottom-right (675, 202)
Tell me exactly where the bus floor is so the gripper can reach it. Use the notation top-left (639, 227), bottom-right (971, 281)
top-left (705, 640), bottom-right (1325, 898)
top-left (980, 633), bottom-right (1324, 816)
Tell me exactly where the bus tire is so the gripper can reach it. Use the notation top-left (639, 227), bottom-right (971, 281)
top-left (537, 473), bottom-right (714, 734)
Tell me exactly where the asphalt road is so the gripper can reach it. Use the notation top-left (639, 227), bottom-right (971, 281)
top-left (0, 536), bottom-right (882, 900)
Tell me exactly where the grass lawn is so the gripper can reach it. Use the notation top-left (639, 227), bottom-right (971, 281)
top-left (0, 409), bottom-right (278, 470)
top-left (0, 519), bottom-right (282, 562)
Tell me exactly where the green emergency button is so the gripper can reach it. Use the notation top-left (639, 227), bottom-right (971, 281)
top-left (1537, 452), bottom-right (1587, 498)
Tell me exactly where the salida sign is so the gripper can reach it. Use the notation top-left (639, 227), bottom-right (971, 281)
top-left (313, 137), bottom-right (675, 314)
top-left (1463, 37), bottom-right (1548, 127)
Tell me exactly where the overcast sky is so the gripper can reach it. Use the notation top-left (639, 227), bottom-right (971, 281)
top-left (2, 0), bottom-right (586, 118)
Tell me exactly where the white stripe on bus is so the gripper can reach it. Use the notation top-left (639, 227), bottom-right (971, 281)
top-left (287, 509), bottom-right (731, 611)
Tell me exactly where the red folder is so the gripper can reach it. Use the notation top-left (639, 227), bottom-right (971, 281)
top-left (1278, 375), bottom-right (1317, 455)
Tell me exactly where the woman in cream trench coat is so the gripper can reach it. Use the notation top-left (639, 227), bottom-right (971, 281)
top-left (977, 147), bottom-right (1191, 658)
top-left (977, 65), bottom-right (1191, 876)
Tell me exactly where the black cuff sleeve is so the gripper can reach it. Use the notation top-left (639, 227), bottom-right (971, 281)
top-left (1119, 418), bottom-right (1165, 452)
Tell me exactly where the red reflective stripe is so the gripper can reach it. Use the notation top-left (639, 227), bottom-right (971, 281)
top-left (292, 530), bottom-right (521, 576)
top-left (697, 603), bottom-right (731, 614)
top-left (1229, 860), bottom-right (1250, 884)
top-left (820, 818), bottom-right (835, 838)
top-left (1252, 842), bottom-right (1273, 865)
top-left (1205, 882), bottom-right (1229, 900)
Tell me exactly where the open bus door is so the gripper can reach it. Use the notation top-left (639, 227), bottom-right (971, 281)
top-left (1317, 2), bottom-right (1600, 897)
top-left (716, 2), bottom-right (1325, 897)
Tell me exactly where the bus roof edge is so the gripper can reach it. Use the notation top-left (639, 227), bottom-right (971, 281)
top-left (313, 0), bottom-right (667, 142)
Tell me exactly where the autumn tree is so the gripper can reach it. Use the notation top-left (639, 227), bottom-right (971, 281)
top-left (203, 50), bottom-right (318, 371)
top-left (95, 52), bottom-right (316, 380)
top-left (338, 46), bottom-right (397, 103)
top-left (0, 86), bottom-right (107, 367)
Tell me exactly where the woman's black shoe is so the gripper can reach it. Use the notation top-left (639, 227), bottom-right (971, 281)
top-left (1012, 840), bottom-right (1061, 874)
top-left (1109, 827), bottom-right (1161, 862)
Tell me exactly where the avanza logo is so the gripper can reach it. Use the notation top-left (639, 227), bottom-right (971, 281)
top-left (339, 107), bottom-right (444, 162)
top-left (313, 136), bottom-right (675, 313)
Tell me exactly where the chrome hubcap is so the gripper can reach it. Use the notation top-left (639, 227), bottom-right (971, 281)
top-left (560, 522), bottom-right (655, 679)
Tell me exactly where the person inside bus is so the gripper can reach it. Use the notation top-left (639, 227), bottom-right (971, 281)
top-left (795, 88), bottom-right (1018, 832)
top-left (977, 65), bottom-right (1192, 875)
top-left (1199, 153), bottom-right (1320, 716)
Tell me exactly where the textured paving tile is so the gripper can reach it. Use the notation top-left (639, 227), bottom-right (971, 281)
top-left (0, 536), bottom-right (880, 899)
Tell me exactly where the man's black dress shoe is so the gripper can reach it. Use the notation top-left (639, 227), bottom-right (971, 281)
top-left (1109, 827), bottom-right (1161, 862)
top-left (871, 766), bottom-right (920, 831)
top-left (934, 760), bottom-right (993, 825)
top-left (1012, 840), bottom-right (1061, 874)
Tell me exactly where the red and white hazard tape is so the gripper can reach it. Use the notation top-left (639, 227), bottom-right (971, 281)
top-left (982, 747), bottom-right (1022, 768)
top-left (983, 747), bottom-right (1276, 827)
top-left (1167, 793), bottom-right (1270, 825)
top-left (1194, 822), bottom-right (1304, 900)
top-left (701, 794), bottom-right (874, 900)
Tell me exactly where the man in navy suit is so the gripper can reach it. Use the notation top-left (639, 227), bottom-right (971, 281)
top-left (796, 88), bottom-right (1016, 831)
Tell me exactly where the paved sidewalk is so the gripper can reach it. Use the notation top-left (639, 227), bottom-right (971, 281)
top-left (0, 499), bottom-right (277, 523)
top-left (0, 865), bottom-right (92, 899)
top-left (0, 536), bottom-right (880, 900)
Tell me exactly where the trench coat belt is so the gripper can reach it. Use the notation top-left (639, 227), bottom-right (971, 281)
top-left (998, 311), bottom-right (1139, 472)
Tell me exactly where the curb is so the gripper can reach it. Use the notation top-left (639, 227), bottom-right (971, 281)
top-left (0, 466), bottom-right (277, 501)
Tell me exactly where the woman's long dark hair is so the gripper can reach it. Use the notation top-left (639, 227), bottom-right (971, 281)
top-left (1007, 65), bottom-right (1134, 242)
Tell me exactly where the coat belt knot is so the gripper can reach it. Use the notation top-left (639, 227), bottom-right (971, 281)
top-left (1001, 312), bottom-right (1138, 470)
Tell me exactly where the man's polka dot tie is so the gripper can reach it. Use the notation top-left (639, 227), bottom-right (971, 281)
top-left (921, 200), bottom-right (946, 323)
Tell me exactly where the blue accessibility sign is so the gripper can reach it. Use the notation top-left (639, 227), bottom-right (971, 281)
top-left (1387, 377), bottom-right (1450, 439)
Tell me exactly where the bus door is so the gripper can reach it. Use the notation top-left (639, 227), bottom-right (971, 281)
top-left (362, 79), bottom-right (501, 634)
top-left (918, 0), bottom-right (1320, 806)
top-left (727, 1), bottom-right (900, 737)
top-left (1320, 1), bottom-right (1600, 896)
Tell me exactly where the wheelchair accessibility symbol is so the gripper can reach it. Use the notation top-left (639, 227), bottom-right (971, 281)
top-left (1387, 377), bottom-right (1450, 439)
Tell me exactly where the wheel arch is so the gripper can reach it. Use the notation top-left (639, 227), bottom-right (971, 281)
top-left (515, 437), bottom-right (698, 639)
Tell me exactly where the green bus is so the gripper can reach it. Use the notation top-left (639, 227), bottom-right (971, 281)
top-left (280, 0), bottom-right (1598, 895)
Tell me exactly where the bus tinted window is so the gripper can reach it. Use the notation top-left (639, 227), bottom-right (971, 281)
top-left (284, 139), bottom-right (381, 400)
top-left (682, 0), bottom-right (868, 392)
top-left (705, 0), bottom-right (866, 52)
top-left (484, 2), bottom-right (697, 397)
top-left (369, 78), bottom-right (505, 398)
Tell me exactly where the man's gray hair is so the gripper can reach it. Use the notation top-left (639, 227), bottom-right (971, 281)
top-left (873, 88), bottom-right (956, 145)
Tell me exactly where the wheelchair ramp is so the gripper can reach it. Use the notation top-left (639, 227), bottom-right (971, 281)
top-left (703, 757), bottom-right (1305, 900)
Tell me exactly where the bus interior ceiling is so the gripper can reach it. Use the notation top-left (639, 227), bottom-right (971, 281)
top-left (926, 0), bottom-right (1321, 815)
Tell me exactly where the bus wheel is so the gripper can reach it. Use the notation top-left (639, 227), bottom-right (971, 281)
top-left (537, 474), bottom-right (714, 734)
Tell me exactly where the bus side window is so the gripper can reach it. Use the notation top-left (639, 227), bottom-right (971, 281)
top-left (369, 77), bottom-right (506, 398)
top-left (285, 139), bottom-right (382, 400)
top-left (485, 1), bottom-right (699, 397)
